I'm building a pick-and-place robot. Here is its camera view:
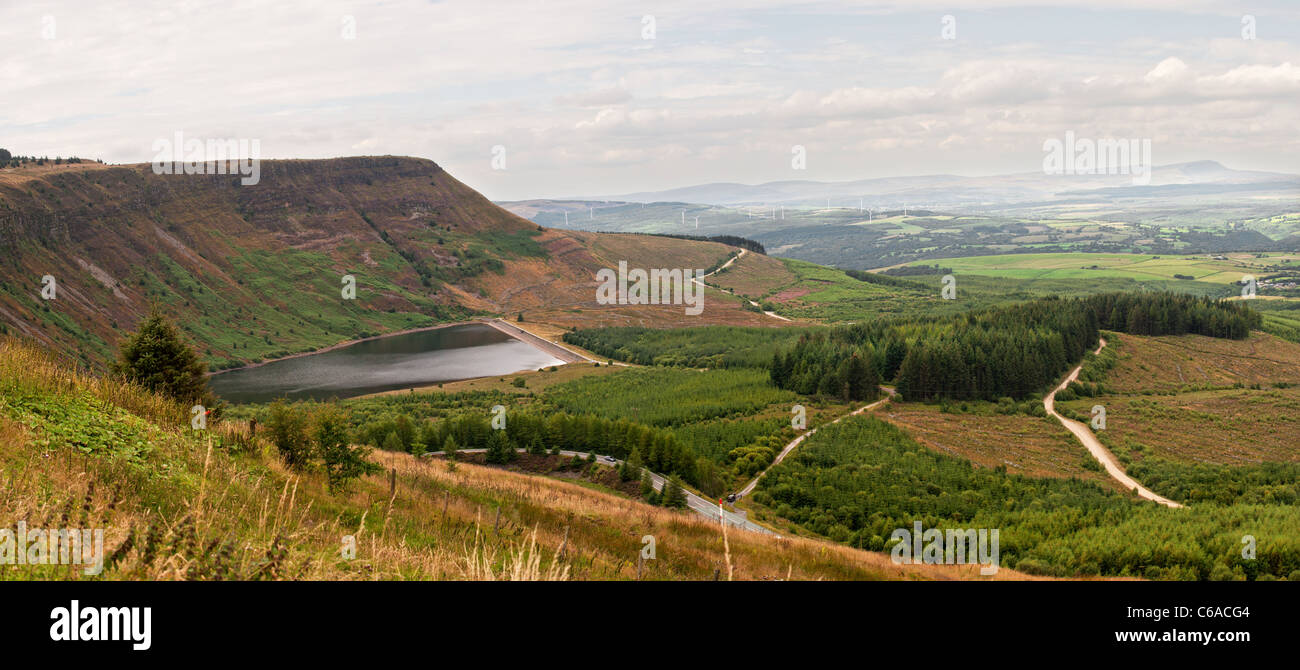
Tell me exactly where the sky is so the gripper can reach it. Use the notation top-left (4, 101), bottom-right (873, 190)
top-left (2, 0), bottom-right (1299, 200)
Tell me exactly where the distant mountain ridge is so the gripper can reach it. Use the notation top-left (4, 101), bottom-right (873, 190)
top-left (566, 161), bottom-right (1298, 209)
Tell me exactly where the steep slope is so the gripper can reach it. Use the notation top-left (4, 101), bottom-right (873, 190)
top-left (0, 157), bottom-right (772, 370)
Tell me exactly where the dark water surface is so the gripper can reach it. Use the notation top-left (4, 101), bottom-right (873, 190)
top-left (209, 323), bottom-right (565, 403)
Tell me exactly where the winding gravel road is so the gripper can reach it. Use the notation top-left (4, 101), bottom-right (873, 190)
top-left (694, 249), bottom-right (791, 321)
top-left (1043, 338), bottom-right (1184, 508)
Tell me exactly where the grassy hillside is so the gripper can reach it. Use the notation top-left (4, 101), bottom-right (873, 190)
top-left (0, 338), bottom-right (1032, 581)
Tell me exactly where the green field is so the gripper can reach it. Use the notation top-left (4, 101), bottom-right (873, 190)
top-left (905, 252), bottom-right (1296, 285)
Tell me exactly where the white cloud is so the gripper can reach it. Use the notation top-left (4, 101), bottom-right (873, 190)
top-left (0, 0), bottom-right (1297, 198)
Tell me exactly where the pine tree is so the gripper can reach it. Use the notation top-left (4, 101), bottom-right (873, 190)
top-left (112, 309), bottom-right (214, 406)
top-left (640, 470), bottom-right (656, 501)
top-left (394, 415), bottom-right (415, 450)
top-left (315, 406), bottom-right (377, 492)
top-left (485, 430), bottom-right (513, 464)
top-left (621, 448), bottom-right (643, 482)
top-left (662, 475), bottom-right (687, 508)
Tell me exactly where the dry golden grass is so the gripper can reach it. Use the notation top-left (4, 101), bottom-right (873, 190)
top-left (1054, 332), bottom-right (1300, 466)
top-left (1060, 388), bottom-right (1300, 466)
top-left (0, 161), bottom-right (113, 187)
top-left (374, 450), bottom-right (1048, 581)
top-left (1100, 332), bottom-right (1300, 394)
top-left (707, 251), bottom-right (800, 301)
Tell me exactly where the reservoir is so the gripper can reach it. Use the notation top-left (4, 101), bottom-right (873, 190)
top-left (209, 323), bottom-right (566, 403)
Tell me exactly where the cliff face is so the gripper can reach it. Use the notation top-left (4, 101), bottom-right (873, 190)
top-left (0, 156), bottom-right (765, 369)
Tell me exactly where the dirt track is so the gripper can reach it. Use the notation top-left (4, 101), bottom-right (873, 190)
top-left (1044, 338), bottom-right (1184, 509)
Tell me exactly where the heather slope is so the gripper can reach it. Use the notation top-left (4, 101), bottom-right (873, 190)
top-left (0, 157), bottom-right (770, 370)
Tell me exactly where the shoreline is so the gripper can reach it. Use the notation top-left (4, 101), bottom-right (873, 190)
top-left (207, 320), bottom-right (480, 377)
